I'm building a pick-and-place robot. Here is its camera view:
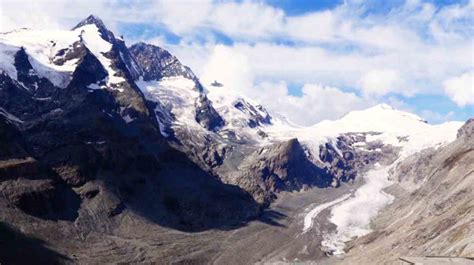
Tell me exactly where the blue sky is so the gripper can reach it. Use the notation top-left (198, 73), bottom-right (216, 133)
top-left (2, 0), bottom-right (473, 125)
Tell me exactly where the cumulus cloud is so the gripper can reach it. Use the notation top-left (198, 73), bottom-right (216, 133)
top-left (199, 45), bottom-right (370, 125)
top-left (358, 69), bottom-right (401, 97)
top-left (443, 71), bottom-right (474, 106)
top-left (1, 0), bottom-right (472, 123)
top-left (201, 45), bottom-right (254, 93)
top-left (252, 82), bottom-right (371, 126)
top-left (158, 0), bottom-right (472, 101)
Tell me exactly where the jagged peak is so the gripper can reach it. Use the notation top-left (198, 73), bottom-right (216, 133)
top-left (73, 15), bottom-right (106, 30)
top-left (72, 15), bottom-right (115, 42)
top-left (129, 41), bottom-right (199, 84)
top-left (457, 118), bottom-right (474, 138)
top-left (130, 42), bottom-right (172, 57)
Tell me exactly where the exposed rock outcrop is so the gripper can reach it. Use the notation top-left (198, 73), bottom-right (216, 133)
top-left (230, 139), bottom-right (332, 205)
top-left (342, 118), bottom-right (474, 264)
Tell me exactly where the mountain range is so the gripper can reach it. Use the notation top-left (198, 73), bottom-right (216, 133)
top-left (0, 15), bottom-right (472, 264)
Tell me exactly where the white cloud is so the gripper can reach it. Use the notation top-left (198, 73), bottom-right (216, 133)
top-left (199, 45), bottom-right (371, 126)
top-left (443, 71), bottom-right (474, 106)
top-left (1, 0), bottom-right (472, 123)
top-left (200, 45), bottom-right (253, 93)
top-left (209, 1), bottom-right (285, 40)
top-left (150, 0), bottom-right (213, 35)
top-left (252, 82), bottom-right (371, 126)
top-left (285, 10), bottom-right (338, 42)
top-left (358, 69), bottom-right (400, 97)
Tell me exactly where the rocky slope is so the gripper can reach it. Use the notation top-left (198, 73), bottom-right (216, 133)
top-left (0, 15), bottom-right (260, 237)
top-left (0, 15), bottom-right (470, 264)
top-left (340, 119), bottom-right (474, 264)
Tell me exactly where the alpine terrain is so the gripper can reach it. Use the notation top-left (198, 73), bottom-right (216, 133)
top-left (0, 16), bottom-right (472, 264)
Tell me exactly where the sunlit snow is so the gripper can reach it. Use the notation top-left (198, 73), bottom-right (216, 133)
top-left (76, 24), bottom-right (126, 89)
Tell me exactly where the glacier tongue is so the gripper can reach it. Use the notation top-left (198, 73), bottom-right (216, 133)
top-left (320, 165), bottom-right (394, 256)
top-left (291, 104), bottom-right (463, 257)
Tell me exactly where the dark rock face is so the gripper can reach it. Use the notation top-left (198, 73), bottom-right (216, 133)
top-left (0, 116), bottom-right (81, 221)
top-left (0, 222), bottom-right (71, 264)
top-left (234, 99), bottom-right (272, 128)
top-left (15, 45), bottom-right (66, 99)
top-left (234, 139), bottom-right (332, 205)
top-left (1, 178), bottom-right (81, 221)
top-left (0, 72), bottom-right (37, 122)
top-left (457, 118), bottom-right (474, 138)
top-left (195, 94), bottom-right (225, 131)
top-left (317, 132), bottom-right (400, 187)
top-left (129, 42), bottom-right (199, 84)
top-left (0, 16), bottom-right (260, 237)
top-left (0, 116), bottom-right (28, 160)
top-left (129, 42), bottom-right (224, 131)
top-left (67, 46), bottom-right (108, 90)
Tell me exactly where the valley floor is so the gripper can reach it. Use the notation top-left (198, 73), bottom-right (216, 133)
top-left (211, 181), bottom-right (359, 265)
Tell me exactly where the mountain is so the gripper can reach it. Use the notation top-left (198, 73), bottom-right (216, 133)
top-left (0, 15), bottom-right (260, 232)
top-left (0, 15), bottom-right (470, 264)
top-left (340, 118), bottom-right (474, 264)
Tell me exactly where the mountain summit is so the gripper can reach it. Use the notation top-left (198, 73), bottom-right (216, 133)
top-left (72, 14), bottom-right (114, 41)
top-left (0, 15), bottom-right (470, 264)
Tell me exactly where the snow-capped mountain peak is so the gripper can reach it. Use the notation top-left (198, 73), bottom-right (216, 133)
top-left (72, 14), bottom-right (115, 42)
top-left (129, 42), bottom-right (200, 86)
top-left (313, 103), bottom-right (429, 135)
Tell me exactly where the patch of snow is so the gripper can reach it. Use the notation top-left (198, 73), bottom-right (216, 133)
top-left (0, 29), bottom-right (80, 88)
top-left (122, 114), bottom-right (134, 123)
top-left (0, 107), bottom-right (23, 123)
top-left (205, 82), bottom-right (277, 144)
top-left (87, 83), bottom-right (102, 90)
top-left (136, 76), bottom-right (202, 135)
top-left (75, 24), bottom-right (126, 90)
top-left (33, 97), bottom-right (51, 101)
top-left (0, 43), bottom-right (19, 79)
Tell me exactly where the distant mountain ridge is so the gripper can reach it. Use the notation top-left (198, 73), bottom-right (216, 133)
top-left (0, 15), bottom-right (469, 264)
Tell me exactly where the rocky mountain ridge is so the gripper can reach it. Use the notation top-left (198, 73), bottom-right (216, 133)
top-left (340, 119), bottom-right (474, 264)
top-left (0, 15), bottom-right (470, 264)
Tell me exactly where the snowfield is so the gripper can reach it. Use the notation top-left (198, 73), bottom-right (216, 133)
top-left (0, 28), bottom-right (80, 88)
top-left (136, 76), bottom-right (202, 133)
top-left (78, 24), bottom-right (126, 88)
